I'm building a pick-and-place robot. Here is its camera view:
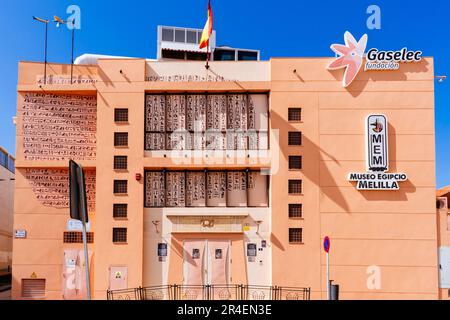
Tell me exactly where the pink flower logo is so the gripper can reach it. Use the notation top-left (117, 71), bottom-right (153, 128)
top-left (328, 31), bottom-right (368, 88)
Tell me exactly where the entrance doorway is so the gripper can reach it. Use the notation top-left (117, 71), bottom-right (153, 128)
top-left (183, 239), bottom-right (230, 286)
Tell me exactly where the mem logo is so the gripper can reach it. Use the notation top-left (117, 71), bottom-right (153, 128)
top-left (348, 115), bottom-right (407, 191)
top-left (328, 31), bottom-right (423, 87)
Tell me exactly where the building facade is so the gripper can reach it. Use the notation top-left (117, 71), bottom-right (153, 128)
top-left (0, 147), bottom-right (14, 276)
top-left (12, 52), bottom-right (438, 300)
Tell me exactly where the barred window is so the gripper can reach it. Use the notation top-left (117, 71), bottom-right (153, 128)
top-left (114, 180), bottom-right (128, 194)
top-left (289, 228), bottom-right (303, 243)
top-left (113, 204), bottom-right (128, 219)
top-left (288, 180), bottom-right (302, 194)
top-left (114, 133), bottom-right (128, 147)
top-left (289, 204), bottom-right (303, 218)
top-left (113, 228), bottom-right (127, 243)
top-left (63, 232), bottom-right (94, 243)
top-left (22, 279), bottom-right (46, 298)
top-left (289, 156), bottom-right (302, 170)
top-left (114, 108), bottom-right (129, 122)
top-left (114, 156), bottom-right (128, 170)
top-left (288, 108), bottom-right (302, 122)
top-left (288, 132), bottom-right (302, 146)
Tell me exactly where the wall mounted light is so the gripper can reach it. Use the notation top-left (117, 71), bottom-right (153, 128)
top-left (435, 75), bottom-right (447, 83)
top-left (152, 220), bottom-right (160, 233)
top-left (135, 173), bottom-right (142, 181)
top-left (255, 220), bottom-right (263, 235)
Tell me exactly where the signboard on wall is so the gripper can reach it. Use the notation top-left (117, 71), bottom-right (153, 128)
top-left (348, 115), bottom-right (408, 190)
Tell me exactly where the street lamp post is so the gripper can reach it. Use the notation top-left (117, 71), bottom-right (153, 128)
top-left (54, 16), bottom-right (76, 84)
top-left (32, 16), bottom-right (49, 85)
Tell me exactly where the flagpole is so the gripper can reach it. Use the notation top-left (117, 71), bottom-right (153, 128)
top-left (206, 40), bottom-right (210, 70)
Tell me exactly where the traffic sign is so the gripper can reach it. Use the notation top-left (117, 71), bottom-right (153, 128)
top-left (323, 236), bottom-right (331, 253)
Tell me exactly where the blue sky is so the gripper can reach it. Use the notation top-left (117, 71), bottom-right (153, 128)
top-left (0, 0), bottom-right (449, 187)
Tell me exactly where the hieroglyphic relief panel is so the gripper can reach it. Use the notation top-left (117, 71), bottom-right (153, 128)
top-left (206, 172), bottom-right (227, 207)
top-left (145, 133), bottom-right (165, 150)
top-left (145, 172), bottom-right (165, 207)
top-left (145, 95), bottom-right (165, 132)
top-left (21, 93), bottom-right (97, 161)
top-left (186, 95), bottom-right (207, 132)
top-left (166, 95), bottom-right (186, 131)
top-left (226, 171), bottom-right (247, 207)
top-left (227, 94), bottom-right (247, 131)
top-left (24, 169), bottom-right (96, 211)
top-left (165, 172), bottom-right (185, 207)
top-left (207, 95), bottom-right (227, 131)
top-left (186, 171), bottom-right (206, 207)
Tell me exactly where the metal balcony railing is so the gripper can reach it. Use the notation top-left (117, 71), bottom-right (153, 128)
top-left (107, 284), bottom-right (311, 301)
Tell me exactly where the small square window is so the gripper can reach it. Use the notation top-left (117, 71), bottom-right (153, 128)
top-left (63, 232), bottom-right (94, 243)
top-left (289, 204), bottom-right (302, 218)
top-left (114, 156), bottom-right (128, 170)
top-left (289, 228), bottom-right (303, 243)
top-left (175, 29), bottom-right (185, 42)
top-left (289, 156), bottom-right (302, 170)
top-left (288, 132), bottom-right (302, 146)
top-left (113, 228), bottom-right (127, 243)
top-left (114, 109), bottom-right (128, 122)
top-left (161, 28), bottom-right (174, 41)
top-left (288, 108), bottom-right (302, 122)
top-left (114, 133), bottom-right (128, 147)
top-left (113, 204), bottom-right (128, 219)
top-left (114, 180), bottom-right (128, 194)
top-left (288, 180), bottom-right (302, 194)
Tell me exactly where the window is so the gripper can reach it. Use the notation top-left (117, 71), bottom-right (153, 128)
top-left (114, 156), bottom-right (128, 170)
top-left (289, 156), bottom-right (302, 170)
top-left (161, 28), bottom-right (174, 41)
top-left (289, 204), bottom-right (302, 218)
top-left (113, 228), bottom-right (127, 243)
top-left (238, 50), bottom-right (258, 61)
top-left (288, 180), bottom-right (302, 194)
top-left (114, 133), bottom-right (128, 147)
top-left (63, 232), bottom-right (94, 243)
top-left (145, 94), bottom-right (269, 151)
top-left (22, 279), bottom-right (45, 298)
top-left (114, 108), bottom-right (128, 122)
top-left (114, 180), bottom-right (128, 194)
top-left (289, 228), bottom-right (303, 243)
top-left (0, 150), bottom-right (6, 167)
top-left (186, 30), bottom-right (197, 44)
top-left (145, 170), bottom-right (269, 208)
top-left (288, 108), bottom-right (302, 122)
top-left (186, 52), bottom-right (207, 61)
top-left (175, 29), bottom-right (185, 42)
top-left (214, 49), bottom-right (235, 61)
top-left (113, 204), bottom-right (128, 219)
top-left (288, 132), bottom-right (302, 146)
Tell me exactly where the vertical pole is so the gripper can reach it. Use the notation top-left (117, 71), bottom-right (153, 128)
top-left (206, 40), bottom-right (210, 69)
top-left (78, 166), bottom-right (92, 300)
top-left (70, 20), bottom-right (75, 85)
top-left (44, 22), bottom-right (48, 85)
top-left (326, 251), bottom-right (330, 300)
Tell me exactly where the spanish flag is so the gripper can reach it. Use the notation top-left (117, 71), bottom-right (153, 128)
top-left (199, 0), bottom-right (213, 49)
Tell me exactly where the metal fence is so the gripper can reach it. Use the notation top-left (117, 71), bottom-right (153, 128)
top-left (107, 285), bottom-right (311, 301)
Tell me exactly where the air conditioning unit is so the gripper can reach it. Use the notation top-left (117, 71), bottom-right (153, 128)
top-left (437, 197), bottom-right (448, 210)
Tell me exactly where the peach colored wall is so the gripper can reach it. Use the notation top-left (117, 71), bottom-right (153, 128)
top-left (270, 57), bottom-right (437, 300)
top-left (13, 57), bottom-right (439, 300)
top-left (0, 162), bottom-right (14, 272)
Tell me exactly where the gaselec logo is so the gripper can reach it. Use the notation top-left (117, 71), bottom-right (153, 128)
top-left (328, 32), bottom-right (423, 87)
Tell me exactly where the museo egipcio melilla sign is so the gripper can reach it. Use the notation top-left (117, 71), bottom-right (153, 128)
top-left (348, 115), bottom-right (408, 190)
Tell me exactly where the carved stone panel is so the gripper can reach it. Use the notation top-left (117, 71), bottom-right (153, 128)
top-left (21, 93), bottom-right (97, 161)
